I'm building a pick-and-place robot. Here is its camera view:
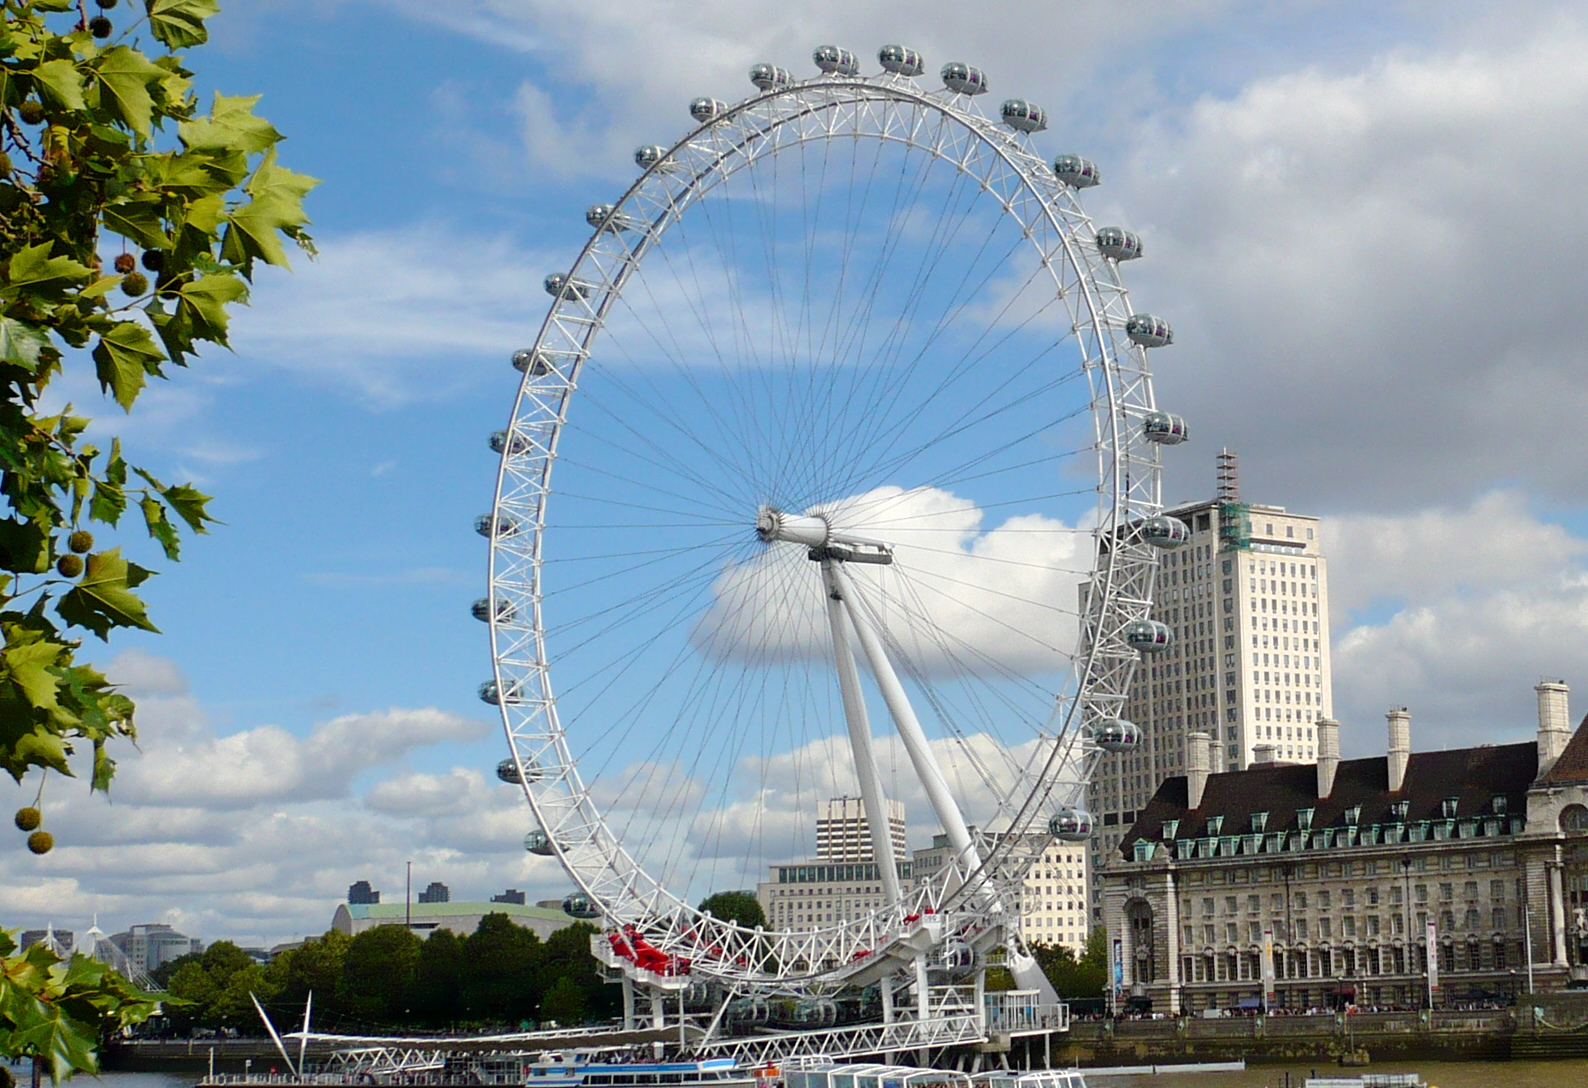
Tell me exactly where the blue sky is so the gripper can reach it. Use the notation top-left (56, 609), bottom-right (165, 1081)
top-left (9, 0), bottom-right (1588, 944)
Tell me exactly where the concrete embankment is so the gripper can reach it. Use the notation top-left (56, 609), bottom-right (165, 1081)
top-left (1029, 993), bottom-right (1588, 1067)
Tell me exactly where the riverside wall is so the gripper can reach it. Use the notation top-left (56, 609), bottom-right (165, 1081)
top-left (1025, 993), bottom-right (1588, 1067)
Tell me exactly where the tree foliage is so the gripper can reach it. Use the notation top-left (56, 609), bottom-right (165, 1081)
top-left (698, 891), bottom-right (765, 930)
top-left (0, 0), bottom-right (314, 843)
top-left (0, 930), bottom-right (163, 1082)
top-left (1031, 928), bottom-right (1108, 1000)
top-left (167, 920), bottom-right (618, 1034)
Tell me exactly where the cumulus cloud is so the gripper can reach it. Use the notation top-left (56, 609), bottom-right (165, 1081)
top-left (231, 227), bottom-right (556, 406)
top-left (1327, 492), bottom-right (1588, 754)
top-left (0, 654), bottom-right (543, 946)
top-left (693, 485), bottom-right (1087, 676)
top-left (1117, 25), bottom-right (1588, 508)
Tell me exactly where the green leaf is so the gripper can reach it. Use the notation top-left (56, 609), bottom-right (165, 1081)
top-left (174, 272), bottom-right (246, 344)
top-left (2, 628), bottom-right (67, 712)
top-left (0, 519), bottom-right (53, 575)
top-left (103, 195), bottom-right (174, 251)
top-left (91, 45), bottom-right (165, 141)
top-left (221, 150), bottom-right (319, 272)
top-left (0, 317), bottom-right (52, 372)
top-left (179, 93), bottom-right (281, 154)
top-left (146, 0), bottom-right (220, 50)
top-left (57, 549), bottom-right (158, 639)
top-left (32, 58), bottom-right (85, 111)
top-left (91, 737), bottom-right (115, 790)
top-left (91, 322), bottom-right (166, 411)
top-left (3, 243), bottom-right (93, 301)
top-left (160, 482), bottom-right (214, 533)
top-left (139, 495), bottom-right (178, 560)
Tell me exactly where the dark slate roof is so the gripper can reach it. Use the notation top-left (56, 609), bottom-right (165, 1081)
top-left (1539, 713), bottom-right (1588, 785)
top-left (1120, 741), bottom-right (1538, 859)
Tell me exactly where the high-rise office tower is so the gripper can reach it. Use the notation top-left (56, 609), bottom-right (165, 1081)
top-left (1086, 451), bottom-right (1333, 921)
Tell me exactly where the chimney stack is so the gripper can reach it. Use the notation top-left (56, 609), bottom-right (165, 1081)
top-left (1187, 730), bottom-right (1211, 810)
top-left (1253, 744), bottom-right (1276, 765)
top-left (1536, 680), bottom-right (1571, 777)
top-left (1386, 707), bottom-right (1411, 792)
top-left (1317, 718), bottom-right (1341, 799)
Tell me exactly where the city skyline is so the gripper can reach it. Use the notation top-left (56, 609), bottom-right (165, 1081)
top-left (5, 1), bottom-right (1588, 945)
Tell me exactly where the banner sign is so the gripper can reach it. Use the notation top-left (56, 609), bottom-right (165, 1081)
top-left (1261, 927), bottom-right (1276, 1007)
top-left (1113, 937), bottom-right (1124, 996)
top-left (1425, 916), bottom-right (1439, 995)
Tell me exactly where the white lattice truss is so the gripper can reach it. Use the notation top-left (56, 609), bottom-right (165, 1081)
top-left (485, 72), bottom-right (1163, 993)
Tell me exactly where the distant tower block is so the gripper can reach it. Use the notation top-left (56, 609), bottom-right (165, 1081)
top-left (1217, 448), bottom-right (1240, 502)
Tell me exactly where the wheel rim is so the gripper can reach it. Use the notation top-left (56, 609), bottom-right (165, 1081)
top-left (485, 71), bottom-right (1165, 988)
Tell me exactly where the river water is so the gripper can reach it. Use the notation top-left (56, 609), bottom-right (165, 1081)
top-left (52, 1063), bottom-right (1586, 1088)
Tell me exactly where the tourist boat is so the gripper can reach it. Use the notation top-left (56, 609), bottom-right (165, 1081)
top-left (524, 1056), bottom-right (758, 1088)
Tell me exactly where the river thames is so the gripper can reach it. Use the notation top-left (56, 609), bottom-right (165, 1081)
top-left (66, 1063), bottom-right (1584, 1088)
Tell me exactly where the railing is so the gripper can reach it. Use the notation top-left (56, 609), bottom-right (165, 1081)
top-left (701, 1015), bottom-right (988, 1064)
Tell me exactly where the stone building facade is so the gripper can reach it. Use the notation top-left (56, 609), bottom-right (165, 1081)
top-left (1101, 682), bottom-right (1588, 1013)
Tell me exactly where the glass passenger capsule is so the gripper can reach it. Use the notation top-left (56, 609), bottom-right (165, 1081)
top-left (524, 830), bottom-right (556, 856)
top-left (1052, 155), bottom-right (1101, 189)
top-left (1049, 808), bottom-right (1095, 842)
top-left (749, 63), bottom-right (793, 91)
top-left (1126, 313), bottom-right (1174, 348)
top-left (689, 97), bottom-right (727, 123)
top-left (1096, 227), bottom-right (1144, 261)
top-left (941, 62), bottom-right (988, 95)
top-left (1094, 718), bottom-right (1143, 753)
top-left (813, 45), bottom-right (859, 75)
top-left (563, 894), bottom-right (600, 919)
top-left (634, 144), bottom-right (677, 172)
top-left (489, 430), bottom-right (530, 457)
top-left (474, 513), bottom-right (519, 539)
top-left (497, 757), bottom-right (543, 784)
top-left (879, 45), bottom-right (924, 76)
top-left (1124, 618), bottom-right (1173, 654)
top-left (1142, 410), bottom-right (1189, 445)
top-left (586, 203), bottom-right (639, 232)
top-left (1000, 99), bottom-right (1047, 133)
top-left (471, 596), bottom-right (517, 623)
top-left (544, 273), bottom-right (595, 301)
top-left (478, 679), bottom-right (522, 706)
top-left (1141, 514), bottom-right (1191, 549)
top-left (511, 348), bottom-right (551, 376)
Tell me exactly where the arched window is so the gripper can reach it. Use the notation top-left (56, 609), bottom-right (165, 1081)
top-left (1561, 804), bottom-right (1588, 833)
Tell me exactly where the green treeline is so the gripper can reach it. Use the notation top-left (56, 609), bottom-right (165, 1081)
top-left (1029, 930), bottom-right (1109, 1000)
top-left (154, 916), bottom-right (618, 1033)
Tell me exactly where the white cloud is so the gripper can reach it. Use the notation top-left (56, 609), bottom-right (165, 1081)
top-left (0, 654), bottom-right (536, 947)
top-left (1324, 490), bottom-right (1585, 617)
top-left (230, 226), bottom-right (556, 406)
top-left (693, 485), bottom-right (1086, 676)
top-left (1117, 24), bottom-right (1588, 507)
top-left (1327, 492), bottom-right (1588, 754)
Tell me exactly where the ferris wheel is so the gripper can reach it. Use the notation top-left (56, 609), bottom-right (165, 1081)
top-left (477, 43), bottom-right (1184, 1037)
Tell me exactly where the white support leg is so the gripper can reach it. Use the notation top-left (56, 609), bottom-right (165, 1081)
top-left (821, 559), bottom-right (904, 903)
top-left (831, 563), bottom-right (979, 875)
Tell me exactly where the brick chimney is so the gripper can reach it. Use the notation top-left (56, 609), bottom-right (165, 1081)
top-left (1187, 730), bottom-right (1211, 810)
top-left (1386, 707), bottom-right (1411, 793)
top-left (1317, 717), bottom-right (1341, 799)
top-left (1536, 680), bottom-right (1571, 777)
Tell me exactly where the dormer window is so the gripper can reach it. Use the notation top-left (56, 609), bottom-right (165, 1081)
top-left (1252, 812), bottom-right (1269, 833)
top-left (1207, 815), bottom-right (1224, 836)
top-left (1345, 805), bottom-right (1361, 826)
top-left (1161, 819), bottom-right (1180, 840)
top-left (1492, 795), bottom-right (1508, 816)
top-left (1297, 807), bottom-right (1314, 832)
top-left (1391, 801), bottom-right (1410, 821)
top-left (1441, 797), bottom-right (1459, 820)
